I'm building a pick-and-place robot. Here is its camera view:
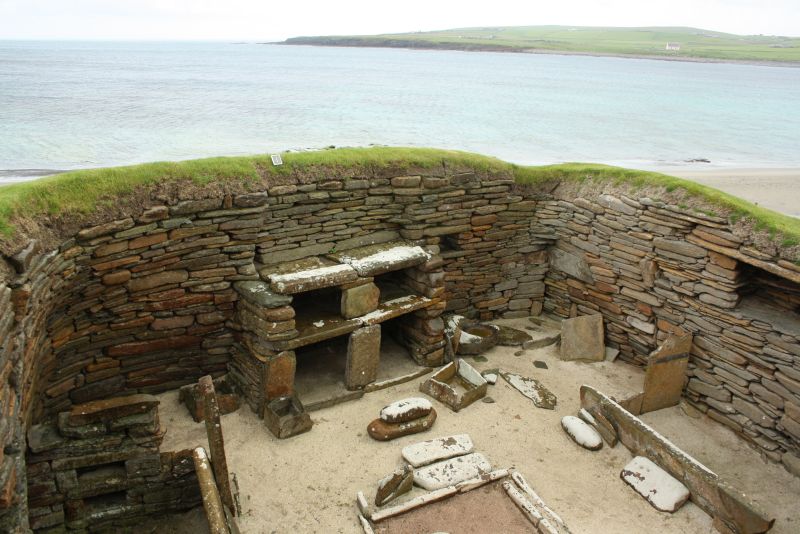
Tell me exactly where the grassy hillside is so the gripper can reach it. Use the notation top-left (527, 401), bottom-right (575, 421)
top-left (282, 26), bottom-right (800, 64)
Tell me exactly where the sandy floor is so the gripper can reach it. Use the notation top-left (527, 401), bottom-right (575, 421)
top-left (645, 167), bottom-right (800, 218)
top-left (154, 317), bottom-right (800, 534)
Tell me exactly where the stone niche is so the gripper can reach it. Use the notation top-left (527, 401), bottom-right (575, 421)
top-left (231, 242), bottom-right (447, 424)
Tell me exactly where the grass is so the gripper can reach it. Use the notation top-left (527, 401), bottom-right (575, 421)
top-left (0, 147), bottom-right (797, 247)
top-left (283, 25), bottom-right (800, 64)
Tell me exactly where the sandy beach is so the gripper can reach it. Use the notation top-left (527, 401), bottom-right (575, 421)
top-left (150, 317), bottom-right (800, 534)
top-left (645, 167), bottom-right (800, 218)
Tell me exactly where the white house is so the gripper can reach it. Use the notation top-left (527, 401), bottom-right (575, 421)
top-left (665, 42), bottom-right (681, 51)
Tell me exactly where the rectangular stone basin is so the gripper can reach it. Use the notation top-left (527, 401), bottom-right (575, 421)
top-left (419, 359), bottom-right (487, 412)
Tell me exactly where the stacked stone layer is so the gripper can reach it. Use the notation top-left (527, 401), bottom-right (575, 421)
top-left (25, 395), bottom-right (199, 532)
top-left (539, 193), bottom-right (800, 470)
top-left (0, 165), bottom-right (798, 530)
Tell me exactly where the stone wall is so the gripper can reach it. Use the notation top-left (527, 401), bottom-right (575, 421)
top-left (0, 162), bottom-right (798, 530)
top-left (539, 188), bottom-right (800, 473)
top-left (0, 166), bottom-right (550, 530)
top-left (25, 395), bottom-right (199, 532)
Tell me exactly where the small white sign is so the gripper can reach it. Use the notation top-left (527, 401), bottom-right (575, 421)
top-left (270, 154), bottom-right (283, 166)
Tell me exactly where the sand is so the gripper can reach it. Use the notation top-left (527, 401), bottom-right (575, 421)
top-left (152, 318), bottom-right (800, 534)
top-left (646, 167), bottom-right (800, 218)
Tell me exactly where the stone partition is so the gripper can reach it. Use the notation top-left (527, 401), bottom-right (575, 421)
top-left (0, 159), bottom-right (798, 530)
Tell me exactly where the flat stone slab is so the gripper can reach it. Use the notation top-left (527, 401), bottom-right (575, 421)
top-left (560, 314), bottom-right (605, 361)
top-left (67, 394), bottom-right (159, 426)
top-left (380, 398), bottom-right (433, 424)
top-left (368, 410), bottom-right (437, 441)
top-left (621, 456), bottom-right (690, 512)
top-left (330, 242), bottom-right (430, 277)
top-left (360, 294), bottom-right (433, 326)
top-left (605, 346), bottom-right (620, 362)
top-left (501, 372), bottom-right (557, 410)
top-left (413, 452), bottom-right (492, 491)
top-left (482, 371), bottom-right (498, 384)
top-left (401, 434), bottom-right (475, 468)
top-left (495, 325), bottom-right (532, 346)
top-left (233, 280), bottom-right (293, 308)
top-left (264, 257), bottom-right (358, 294)
top-left (523, 332), bottom-right (561, 350)
top-left (640, 334), bottom-right (692, 414)
top-left (561, 415), bottom-right (603, 451)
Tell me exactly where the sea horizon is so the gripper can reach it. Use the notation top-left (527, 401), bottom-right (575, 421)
top-left (1, 40), bottom-right (799, 184)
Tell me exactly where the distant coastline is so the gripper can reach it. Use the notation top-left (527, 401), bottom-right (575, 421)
top-left (277, 25), bottom-right (800, 68)
top-left (276, 38), bottom-right (800, 68)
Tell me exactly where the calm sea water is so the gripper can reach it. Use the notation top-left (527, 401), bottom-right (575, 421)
top-left (1, 41), bottom-right (799, 182)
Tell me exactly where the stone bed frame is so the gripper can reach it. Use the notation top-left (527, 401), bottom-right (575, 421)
top-left (0, 165), bottom-right (798, 531)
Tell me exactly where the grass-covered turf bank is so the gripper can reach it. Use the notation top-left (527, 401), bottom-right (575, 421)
top-left (282, 26), bottom-right (800, 64)
top-left (0, 147), bottom-right (798, 247)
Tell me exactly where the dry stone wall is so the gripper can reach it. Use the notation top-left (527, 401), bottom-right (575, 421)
top-left (539, 188), bottom-right (800, 474)
top-left (0, 167), bottom-right (549, 530)
top-left (25, 395), bottom-right (199, 532)
top-left (0, 163), bottom-right (798, 530)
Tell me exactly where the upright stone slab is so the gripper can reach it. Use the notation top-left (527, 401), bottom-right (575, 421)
top-left (550, 248), bottom-right (594, 283)
top-left (346, 325), bottom-right (381, 389)
top-left (559, 315), bottom-right (605, 361)
top-left (640, 334), bottom-right (692, 414)
top-left (581, 385), bottom-right (774, 534)
top-left (341, 282), bottom-right (380, 319)
top-left (263, 351), bottom-right (296, 401)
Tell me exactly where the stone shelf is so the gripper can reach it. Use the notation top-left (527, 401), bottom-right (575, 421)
top-left (259, 241), bottom-right (429, 296)
top-left (328, 241), bottom-right (430, 277)
top-left (360, 294), bottom-right (433, 326)
top-left (279, 312), bottom-right (362, 351)
top-left (273, 287), bottom-right (432, 350)
top-left (261, 257), bottom-right (358, 295)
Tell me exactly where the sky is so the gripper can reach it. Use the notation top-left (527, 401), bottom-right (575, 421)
top-left (0, 0), bottom-right (798, 41)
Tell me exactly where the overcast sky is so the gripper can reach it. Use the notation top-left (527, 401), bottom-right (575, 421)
top-left (0, 0), bottom-right (797, 41)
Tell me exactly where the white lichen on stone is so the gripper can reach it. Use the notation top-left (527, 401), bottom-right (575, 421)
top-left (413, 452), bottom-right (491, 491)
top-left (380, 398), bottom-right (432, 422)
top-left (338, 245), bottom-right (430, 275)
top-left (401, 434), bottom-right (474, 467)
top-left (621, 456), bottom-right (690, 512)
top-left (561, 415), bottom-right (602, 451)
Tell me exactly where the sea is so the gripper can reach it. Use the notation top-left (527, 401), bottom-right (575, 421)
top-left (1, 40), bottom-right (799, 183)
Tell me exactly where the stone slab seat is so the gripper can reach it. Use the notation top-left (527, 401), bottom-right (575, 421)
top-left (327, 241), bottom-right (430, 277)
top-left (261, 257), bottom-right (358, 294)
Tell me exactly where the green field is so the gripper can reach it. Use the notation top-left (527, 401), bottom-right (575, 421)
top-left (282, 25), bottom-right (800, 64)
top-left (1, 147), bottom-right (798, 248)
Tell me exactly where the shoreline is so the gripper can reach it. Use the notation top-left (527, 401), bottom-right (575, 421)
top-left (276, 40), bottom-right (800, 69)
top-left (643, 166), bottom-right (800, 218)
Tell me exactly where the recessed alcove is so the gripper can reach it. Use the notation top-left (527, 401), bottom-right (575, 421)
top-left (293, 335), bottom-right (351, 409)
